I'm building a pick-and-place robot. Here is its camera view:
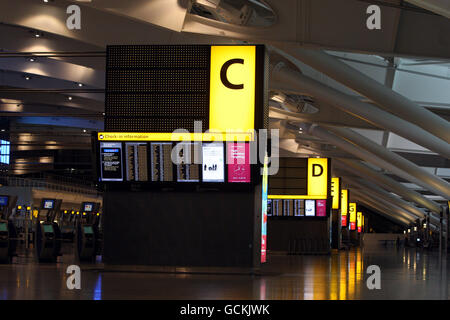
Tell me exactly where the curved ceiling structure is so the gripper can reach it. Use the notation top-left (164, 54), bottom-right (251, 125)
top-left (1, 0), bottom-right (449, 228)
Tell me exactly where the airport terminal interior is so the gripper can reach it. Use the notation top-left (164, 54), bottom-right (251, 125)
top-left (0, 0), bottom-right (449, 301)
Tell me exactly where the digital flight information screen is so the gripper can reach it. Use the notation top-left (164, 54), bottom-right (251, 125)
top-left (0, 196), bottom-right (8, 207)
top-left (96, 140), bottom-right (255, 187)
top-left (42, 199), bottom-right (55, 210)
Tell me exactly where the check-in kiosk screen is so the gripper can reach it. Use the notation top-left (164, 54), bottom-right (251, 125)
top-left (43, 224), bottom-right (54, 233)
top-left (0, 222), bottom-right (7, 232)
top-left (0, 196), bottom-right (8, 206)
top-left (83, 226), bottom-right (94, 234)
top-left (83, 203), bottom-right (94, 212)
top-left (43, 200), bottom-right (55, 209)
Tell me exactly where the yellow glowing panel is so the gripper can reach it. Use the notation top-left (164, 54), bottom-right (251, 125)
top-left (98, 132), bottom-right (253, 142)
top-left (209, 46), bottom-right (256, 133)
top-left (340, 189), bottom-right (348, 215)
top-left (331, 177), bottom-right (340, 209)
top-left (357, 211), bottom-right (362, 228)
top-left (268, 195), bottom-right (327, 200)
top-left (307, 158), bottom-right (329, 196)
top-left (349, 203), bottom-right (357, 223)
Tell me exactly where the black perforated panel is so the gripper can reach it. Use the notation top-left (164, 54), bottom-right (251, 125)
top-left (105, 45), bottom-right (211, 132)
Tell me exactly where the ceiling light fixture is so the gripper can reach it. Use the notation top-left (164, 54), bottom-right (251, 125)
top-left (78, 83), bottom-right (83, 87)
top-left (25, 76), bottom-right (30, 80)
top-left (68, 96), bottom-right (73, 101)
top-left (29, 58), bottom-right (35, 62)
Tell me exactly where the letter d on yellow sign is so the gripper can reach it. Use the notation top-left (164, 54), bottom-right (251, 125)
top-left (307, 158), bottom-right (328, 197)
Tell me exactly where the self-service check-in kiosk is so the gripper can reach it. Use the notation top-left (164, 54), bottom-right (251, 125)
top-left (35, 199), bottom-right (63, 262)
top-left (0, 195), bottom-right (18, 263)
top-left (75, 202), bottom-right (101, 262)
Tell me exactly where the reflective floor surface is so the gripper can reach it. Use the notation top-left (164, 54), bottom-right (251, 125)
top-left (0, 246), bottom-right (448, 300)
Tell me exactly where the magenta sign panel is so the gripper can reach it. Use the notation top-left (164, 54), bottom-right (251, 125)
top-left (227, 143), bottom-right (251, 183)
top-left (316, 199), bottom-right (327, 217)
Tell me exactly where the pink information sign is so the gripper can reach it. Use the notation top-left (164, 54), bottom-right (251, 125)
top-left (316, 199), bottom-right (327, 217)
top-left (227, 143), bottom-right (251, 183)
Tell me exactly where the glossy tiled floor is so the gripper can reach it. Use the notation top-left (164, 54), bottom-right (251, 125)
top-left (0, 245), bottom-right (448, 300)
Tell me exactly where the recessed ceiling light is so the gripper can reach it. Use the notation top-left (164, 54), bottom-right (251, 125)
top-left (77, 83), bottom-right (83, 87)
top-left (25, 76), bottom-right (30, 80)
top-left (1, 129), bottom-right (5, 132)
top-left (43, 0), bottom-right (48, 2)
top-left (68, 96), bottom-right (73, 101)
top-left (29, 58), bottom-right (35, 62)
top-left (35, 33), bottom-right (40, 38)
top-left (83, 129), bottom-right (87, 133)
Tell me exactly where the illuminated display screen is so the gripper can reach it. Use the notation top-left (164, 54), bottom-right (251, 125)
top-left (267, 197), bottom-right (330, 218)
top-left (316, 199), bottom-right (327, 217)
top-left (125, 143), bottom-right (148, 182)
top-left (176, 142), bottom-right (200, 182)
top-left (83, 203), bottom-right (94, 212)
top-left (150, 143), bottom-right (173, 182)
top-left (294, 199), bottom-right (304, 216)
top-left (83, 226), bottom-right (94, 234)
top-left (0, 196), bottom-right (8, 207)
top-left (202, 143), bottom-right (224, 182)
top-left (43, 200), bottom-right (54, 209)
top-left (227, 143), bottom-right (250, 183)
top-left (100, 142), bottom-right (123, 182)
top-left (0, 222), bottom-right (7, 232)
top-left (43, 224), bottom-right (54, 233)
top-left (0, 140), bottom-right (10, 165)
top-left (305, 199), bottom-right (316, 217)
top-left (98, 141), bottom-right (255, 185)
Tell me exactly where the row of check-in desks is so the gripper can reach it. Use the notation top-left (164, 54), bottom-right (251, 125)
top-left (0, 195), bottom-right (102, 264)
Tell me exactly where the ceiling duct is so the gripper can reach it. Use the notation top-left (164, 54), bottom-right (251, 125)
top-left (190, 0), bottom-right (276, 27)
